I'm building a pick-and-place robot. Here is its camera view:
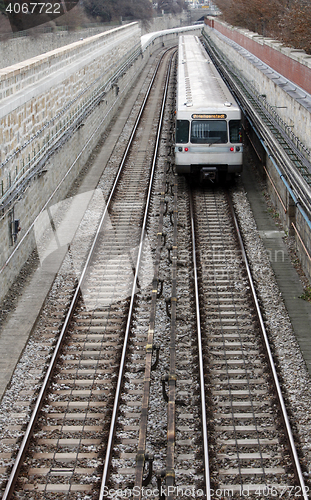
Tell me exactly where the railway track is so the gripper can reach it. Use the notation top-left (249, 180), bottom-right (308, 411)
top-left (188, 184), bottom-right (308, 498)
top-left (87, 175), bottom-right (309, 498)
top-left (1, 47), bottom-right (175, 500)
top-left (1, 37), bottom-right (309, 500)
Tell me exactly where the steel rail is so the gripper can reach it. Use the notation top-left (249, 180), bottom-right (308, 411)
top-left (189, 189), bottom-right (211, 500)
top-left (99, 48), bottom-right (176, 498)
top-left (1, 48), bottom-right (169, 500)
top-left (227, 193), bottom-right (308, 500)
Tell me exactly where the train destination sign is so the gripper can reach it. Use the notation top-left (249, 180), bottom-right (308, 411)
top-left (191, 114), bottom-right (227, 119)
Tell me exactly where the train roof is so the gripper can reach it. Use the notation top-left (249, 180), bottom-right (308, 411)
top-left (177, 35), bottom-right (241, 118)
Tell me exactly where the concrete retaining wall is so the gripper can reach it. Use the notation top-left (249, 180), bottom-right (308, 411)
top-left (296, 210), bottom-right (311, 281)
top-left (0, 22), bottom-right (142, 301)
top-left (0, 26), bottom-right (116, 70)
top-left (141, 24), bottom-right (202, 52)
top-left (0, 13), bottom-right (189, 71)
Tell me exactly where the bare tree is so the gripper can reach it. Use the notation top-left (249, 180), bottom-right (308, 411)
top-left (214, 0), bottom-right (311, 54)
top-left (83, 0), bottom-right (153, 23)
top-left (279, 0), bottom-right (311, 53)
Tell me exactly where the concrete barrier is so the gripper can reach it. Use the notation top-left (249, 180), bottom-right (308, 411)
top-left (0, 26), bottom-right (117, 70)
top-left (141, 24), bottom-right (202, 52)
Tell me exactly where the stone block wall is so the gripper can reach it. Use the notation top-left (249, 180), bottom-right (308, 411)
top-left (0, 13), bottom-right (190, 71)
top-left (0, 23), bottom-right (140, 170)
top-left (0, 26), bottom-right (116, 70)
top-left (0, 61), bottom-right (140, 297)
top-left (141, 12), bottom-right (188, 35)
top-left (0, 22), bottom-right (142, 300)
top-left (0, 16), bottom-right (199, 301)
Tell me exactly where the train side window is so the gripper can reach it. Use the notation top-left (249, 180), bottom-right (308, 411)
top-left (229, 120), bottom-right (242, 143)
top-left (176, 120), bottom-right (189, 143)
top-left (190, 120), bottom-right (227, 144)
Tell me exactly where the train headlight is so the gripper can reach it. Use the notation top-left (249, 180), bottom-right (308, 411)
top-left (178, 147), bottom-right (182, 152)
top-left (230, 147), bottom-right (234, 152)
top-left (184, 147), bottom-right (189, 152)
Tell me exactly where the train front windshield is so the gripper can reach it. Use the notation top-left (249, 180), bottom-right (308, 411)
top-left (176, 119), bottom-right (242, 145)
top-left (190, 120), bottom-right (227, 144)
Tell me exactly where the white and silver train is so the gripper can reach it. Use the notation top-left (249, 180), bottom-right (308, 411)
top-left (175, 35), bottom-right (243, 181)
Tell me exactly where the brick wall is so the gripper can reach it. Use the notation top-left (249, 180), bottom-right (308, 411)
top-left (207, 18), bottom-right (311, 95)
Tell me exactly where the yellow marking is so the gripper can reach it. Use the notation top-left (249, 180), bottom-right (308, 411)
top-left (166, 470), bottom-right (175, 478)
